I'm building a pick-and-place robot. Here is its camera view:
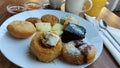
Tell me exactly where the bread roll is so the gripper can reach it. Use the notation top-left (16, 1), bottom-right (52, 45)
top-left (7, 20), bottom-right (36, 38)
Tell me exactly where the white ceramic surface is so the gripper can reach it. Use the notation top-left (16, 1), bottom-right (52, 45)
top-left (65, 0), bottom-right (92, 15)
top-left (0, 10), bottom-right (103, 68)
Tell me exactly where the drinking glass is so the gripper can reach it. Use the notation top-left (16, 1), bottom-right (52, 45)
top-left (86, 0), bottom-right (107, 17)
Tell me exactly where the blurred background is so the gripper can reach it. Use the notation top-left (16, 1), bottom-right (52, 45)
top-left (106, 0), bottom-right (120, 16)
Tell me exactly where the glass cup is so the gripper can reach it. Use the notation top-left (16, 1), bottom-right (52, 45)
top-left (65, 0), bottom-right (92, 15)
top-left (6, 4), bottom-right (25, 14)
top-left (24, 2), bottom-right (42, 11)
top-left (86, 0), bottom-right (107, 17)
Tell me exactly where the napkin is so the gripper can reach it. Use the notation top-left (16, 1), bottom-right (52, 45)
top-left (85, 14), bottom-right (120, 65)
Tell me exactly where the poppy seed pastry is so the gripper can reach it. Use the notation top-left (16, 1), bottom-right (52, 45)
top-left (61, 23), bottom-right (86, 43)
top-left (7, 20), bottom-right (36, 38)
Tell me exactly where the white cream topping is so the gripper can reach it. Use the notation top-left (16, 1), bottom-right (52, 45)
top-left (42, 32), bottom-right (59, 46)
top-left (66, 41), bottom-right (81, 55)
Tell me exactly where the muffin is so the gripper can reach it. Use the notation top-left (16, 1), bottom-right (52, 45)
top-left (7, 20), bottom-right (36, 38)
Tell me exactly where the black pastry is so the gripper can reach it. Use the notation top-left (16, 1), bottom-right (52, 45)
top-left (61, 23), bottom-right (86, 43)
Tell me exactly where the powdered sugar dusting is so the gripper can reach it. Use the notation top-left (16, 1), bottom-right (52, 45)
top-left (66, 41), bottom-right (81, 55)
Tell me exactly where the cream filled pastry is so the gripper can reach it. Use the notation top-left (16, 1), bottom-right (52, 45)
top-left (29, 32), bottom-right (62, 62)
top-left (42, 32), bottom-right (60, 47)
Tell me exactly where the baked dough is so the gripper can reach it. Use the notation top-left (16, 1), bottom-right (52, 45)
top-left (41, 14), bottom-right (59, 26)
top-left (7, 20), bottom-right (36, 38)
top-left (29, 32), bottom-right (62, 62)
top-left (26, 17), bottom-right (40, 26)
top-left (62, 41), bottom-right (96, 65)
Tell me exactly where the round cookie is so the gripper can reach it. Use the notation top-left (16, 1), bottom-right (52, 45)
top-left (41, 14), bottom-right (59, 26)
top-left (26, 17), bottom-right (40, 26)
top-left (7, 20), bottom-right (36, 38)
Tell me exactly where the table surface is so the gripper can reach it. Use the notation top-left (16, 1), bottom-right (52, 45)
top-left (0, 0), bottom-right (119, 68)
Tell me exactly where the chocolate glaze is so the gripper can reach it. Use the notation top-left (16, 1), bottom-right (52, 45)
top-left (62, 23), bottom-right (86, 43)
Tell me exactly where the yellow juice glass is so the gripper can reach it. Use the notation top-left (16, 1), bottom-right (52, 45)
top-left (86, 0), bottom-right (107, 17)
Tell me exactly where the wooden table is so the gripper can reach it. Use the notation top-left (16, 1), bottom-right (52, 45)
top-left (0, 0), bottom-right (119, 68)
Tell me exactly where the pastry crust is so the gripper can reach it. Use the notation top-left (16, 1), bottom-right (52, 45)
top-left (62, 44), bottom-right (84, 65)
top-left (26, 17), bottom-right (40, 26)
top-left (7, 20), bottom-right (36, 38)
top-left (41, 14), bottom-right (59, 26)
top-left (62, 43), bottom-right (96, 65)
top-left (29, 32), bottom-right (62, 62)
top-left (86, 47), bottom-right (96, 63)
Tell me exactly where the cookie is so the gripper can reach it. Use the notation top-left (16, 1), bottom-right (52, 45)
top-left (26, 17), bottom-right (40, 26)
top-left (41, 14), bottom-right (59, 26)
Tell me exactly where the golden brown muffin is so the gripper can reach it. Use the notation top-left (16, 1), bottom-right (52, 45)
top-left (41, 14), bottom-right (59, 26)
top-left (29, 32), bottom-right (62, 62)
top-left (62, 41), bottom-right (96, 65)
top-left (26, 17), bottom-right (40, 26)
top-left (7, 20), bottom-right (36, 38)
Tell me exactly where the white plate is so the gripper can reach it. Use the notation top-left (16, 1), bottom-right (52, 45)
top-left (0, 10), bottom-right (103, 68)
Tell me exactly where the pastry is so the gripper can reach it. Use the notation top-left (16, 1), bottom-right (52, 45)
top-left (62, 40), bottom-right (96, 65)
top-left (29, 32), bottom-right (62, 62)
top-left (52, 23), bottom-right (64, 36)
top-left (26, 17), bottom-right (40, 26)
top-left (61, 23), bottom-right (86, 43)
top-left (41, 14), bottom-right (59, 26)
top-left (7, 20), bottom-right (36, 38)
top-left (35, 22), bottom-right (52, 32)
top-left (60, 16), bottom-right (80, 27)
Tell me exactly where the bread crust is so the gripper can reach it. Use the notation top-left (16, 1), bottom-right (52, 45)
top-left (7, 20), bottom-right (36, 38)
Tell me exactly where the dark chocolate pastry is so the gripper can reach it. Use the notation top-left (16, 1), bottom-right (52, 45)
top-left (61, 23), bottom-right (86, 43)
